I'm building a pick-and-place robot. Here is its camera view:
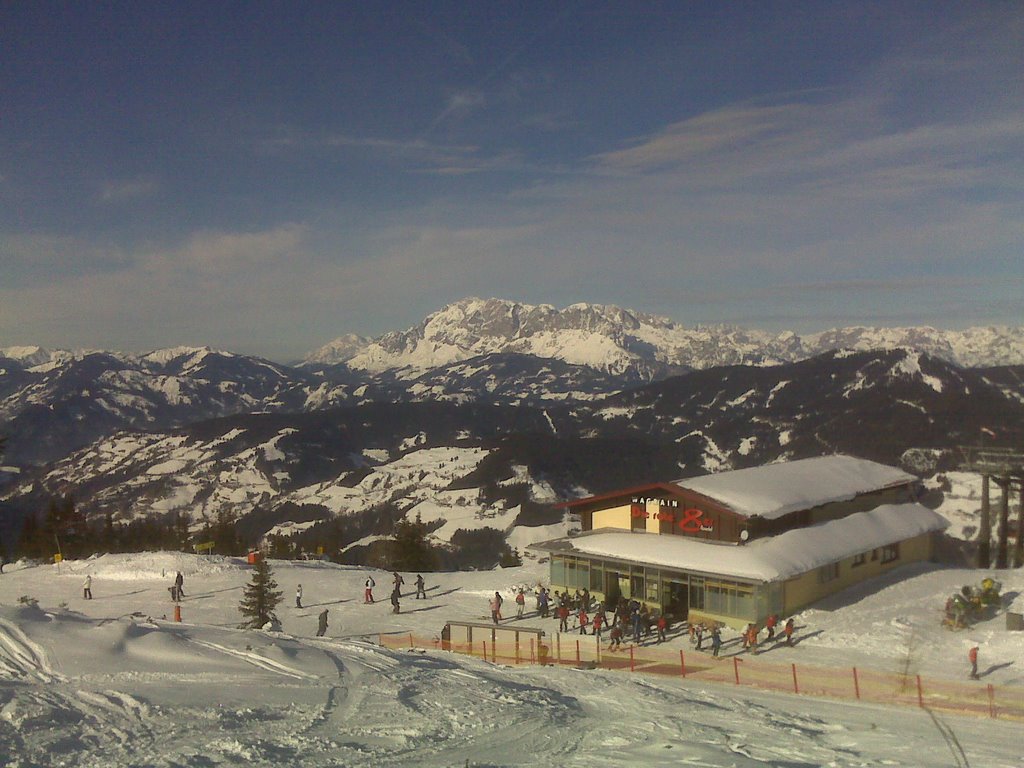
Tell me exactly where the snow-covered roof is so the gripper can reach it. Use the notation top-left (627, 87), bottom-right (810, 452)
top-left (533, 502), bottom-right (948, 583)
top-left (674, 455), bottom-right (916, 520)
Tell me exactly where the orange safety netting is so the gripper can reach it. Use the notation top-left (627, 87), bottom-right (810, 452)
top-left (378, 632), bottom-right (1024, 722)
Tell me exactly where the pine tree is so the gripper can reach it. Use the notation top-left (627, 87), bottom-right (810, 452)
top-left (238, 556), bottom-right (283, 629)
top-left (391, 513), bottom-right (435, 571)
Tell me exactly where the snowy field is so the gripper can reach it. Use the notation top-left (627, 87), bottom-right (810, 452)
top-left (0, 553), bottom-right (1022, 767)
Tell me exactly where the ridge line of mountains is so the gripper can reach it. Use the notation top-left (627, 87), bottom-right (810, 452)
top-left (1, 297), bottom-right (1022, 563)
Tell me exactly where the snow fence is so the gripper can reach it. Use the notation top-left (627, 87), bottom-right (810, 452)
top-left (379, 629), bottom-right (1024, 723)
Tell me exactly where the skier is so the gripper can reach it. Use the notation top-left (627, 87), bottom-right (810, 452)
top-left (364, 575), bottom-right (375, 603)
top-left (538, 588), bottom-right (550, 619)
top-left (415, 574), bottom-right (426, 599)
top-left (765, 613), bottom-right (777, 641)
top-left (577, 606), bottom-right (589, 635)
top-left (493, 591), bottom-right (504, 621)
top-left (174, 571), bottom-right (185, 599)
top-left (390, 585), bottom-right (401, 614)
top-left (746, 623), bottom-right (759, 654)
top-left (83, 574), bottom-right (92, 600)
top-left (969, 646), bottom-right (979, 679)
top-left (515, 588), bottom-right (526, 619)
top-left (296, 584), bottom-right (303, 609)
top-left (317, 609), bottom-right (328, 637)
top-left (711, 626), bottom-right (722, 657)
top-left (784, 618), bottom-right (795, 646)
top-left (608, 622), bottom-right (623, 650)
top-left (591, 610), bottom-right (604, 639)
top-left (694, 622), bottom-right (705, 650)
top-left (656, 614), bottom-right (667, 643)
top-left (392, 571), bottom-right (405, 595)
top-left (558, 602), bottom-right (570, 633)
top-left (489, 593), bottom-right (502, 625)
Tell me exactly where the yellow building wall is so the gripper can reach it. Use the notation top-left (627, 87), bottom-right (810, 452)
top-left (592, 503), bottom-right (633, 531)
top-left (783, 533), bottom-right (934, 615)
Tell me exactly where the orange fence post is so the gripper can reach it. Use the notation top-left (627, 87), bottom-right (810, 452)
top-left (733, 657), bottom-right (741, 685)
top-left (852, 667), bottom-right (860, 700)
top-left (409, 633), bottom-right (414, 648)
top-left (515, 638), bottom-right (521, 665)
top-left (483, 641), bottom-right (487, 661)
top-left (575, 640), bottom-right (580, 665)
top-left (987, 684), bottom-right (995, 719)
top-left (680, 650), bottom-right (686, 678)
top-left (174, 605), bottom-right (181, 622)
top-left (791, 663), bottom-right (799, 695)
top-left (916, 675), bottom-right (924, 708)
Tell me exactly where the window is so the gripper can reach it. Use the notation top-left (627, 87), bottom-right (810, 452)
top-left (817, 563), bottom-right (840, 583)
top-left (852, 552), bottom-right (867, 568)
top-left (881, 543), bottom-right (900, 563)
top-left (590, 562), bottom-right (604, 592)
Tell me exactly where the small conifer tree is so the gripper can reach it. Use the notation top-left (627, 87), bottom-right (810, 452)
top-left (238, 556), bottom-right (283, 629)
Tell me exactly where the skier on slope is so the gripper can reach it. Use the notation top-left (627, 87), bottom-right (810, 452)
top-left (295, 584), bottom-right (303, 608)
top-left (317, 609), bottom-right (329, 637)
top-left (364, 575), bottom-right (375, 603)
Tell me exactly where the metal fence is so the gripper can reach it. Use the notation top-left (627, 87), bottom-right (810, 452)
top-left (379, 631), bottom-right (1024, 723)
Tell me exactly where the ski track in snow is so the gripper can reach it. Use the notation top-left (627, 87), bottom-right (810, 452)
top-left (0, 554), bottom-right (1022, 767)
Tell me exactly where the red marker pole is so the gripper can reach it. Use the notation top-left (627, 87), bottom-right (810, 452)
top-left (680, 650), bottom-right (687, 678)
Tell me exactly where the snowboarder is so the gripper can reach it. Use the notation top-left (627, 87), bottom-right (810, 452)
top-left (415, 574), bottom-right (426, 599)
top-left (969, 646), bottom-right (979, 679)
top-left (390, 585), bottom-right (401, 614)
top-left (515, 588), bottom-right (526, 619)
top-left (364, 575), bottom-right (375, 603)
top-left (489, 593), bottom-right (502, 625)
top-left (711, 626), bottom-right (722, 657)
top-left (296, 584), bottom-right (303, 608)
top-left (317, 609), bottom-right (328, 637)
top-left (784, 618), bottom-right (795, 646)
top-left (174, 571), bottom-right (185, 599)
top-left (83, 574), bottom-right (92, 600)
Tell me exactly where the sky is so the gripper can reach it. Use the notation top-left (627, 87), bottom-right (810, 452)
top-left (2, 2), bottom-right (1022, 362)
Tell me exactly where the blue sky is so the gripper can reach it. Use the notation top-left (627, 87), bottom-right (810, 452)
top-left (2, 2), bottom-right (1021, 361)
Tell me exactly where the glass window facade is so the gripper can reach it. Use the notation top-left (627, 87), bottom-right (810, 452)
top-left (547, 554), bottom-right (761, 622)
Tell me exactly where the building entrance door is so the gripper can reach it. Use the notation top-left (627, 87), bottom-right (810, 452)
top-left (666, 580), bottom-right (688, 621)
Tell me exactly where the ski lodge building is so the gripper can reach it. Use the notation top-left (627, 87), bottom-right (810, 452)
top-left (529, 455), bottom-right (948, 629)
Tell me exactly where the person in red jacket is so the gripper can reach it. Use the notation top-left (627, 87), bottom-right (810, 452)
top-left (577, 607), bottom-right (589, 635)
top-left (765, 613), bottom-right (777, 641)
top-left (969, 646), bottom-right (979, 679)
top-left (558, 603), bottom-right (570, 633)
top-left (656, 614), bottom-right (667, 643)
top-left (591, 610), bottom-right (604, 638)
top-left (784, 618), bottom-right (795, 646)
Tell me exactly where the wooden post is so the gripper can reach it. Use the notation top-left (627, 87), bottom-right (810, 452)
top-left (556, 633), bottom-right (562, 665)
top-left (852, 667), bottom-right (860, 700)
top-left (979, 475), bottom-right (991, 567)
top-left (629, 645), bottom-right (635, 672)
top-left (483, 641), bottom-right (487, 661)
top-left (733, 657), bottom-right (741, 685)
top-left (996, 478), bottom-right (1010, 569)
top-left (680, 650), bottom-right (686, 678)
top-left (916, 675), bottom-right (924, 708)
top-left (988, 683), bottom-right (996, 719)
top-left (515, 636), bottom-right (521, 665)
top-left (791, 663), bottom-right (799, 694)
top-left (408, 632), bottom-right (414, 648)
top-left (530, 637), bottom-right (535, 664)
top-left (1014, 482), bottom-right (1024, 569)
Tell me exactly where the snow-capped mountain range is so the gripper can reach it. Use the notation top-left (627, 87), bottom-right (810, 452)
top-left (305, 297), bottom-right (1024, 374)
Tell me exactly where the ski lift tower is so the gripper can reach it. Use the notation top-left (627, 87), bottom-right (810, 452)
top-left (958, 446), bottom-right (1024, 569)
